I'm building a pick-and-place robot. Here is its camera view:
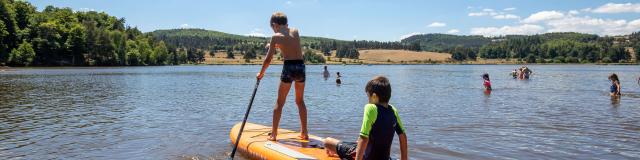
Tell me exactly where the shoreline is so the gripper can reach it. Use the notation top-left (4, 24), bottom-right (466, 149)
top-left (1, 62), bottom-right (638, 68)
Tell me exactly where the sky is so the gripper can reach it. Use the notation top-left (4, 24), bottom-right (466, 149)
top-left (29, 0), bottom-right (640, 41)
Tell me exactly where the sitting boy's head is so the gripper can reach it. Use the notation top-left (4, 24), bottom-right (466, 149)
top-left (365, 76), bottom-right (391, 104)
top-left (270, 12), bottom-right (288, 27)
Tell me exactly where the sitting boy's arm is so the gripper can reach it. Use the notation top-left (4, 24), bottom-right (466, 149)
top-left (399, 133), bottom-right (408, 160)
top-left (354, 136), bottom-right (368, 160)
top-left (257, 36), bottom-right (278, 80)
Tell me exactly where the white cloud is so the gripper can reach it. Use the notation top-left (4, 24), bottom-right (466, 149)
top-left (546, 16), bottom-right (640, 36)
top-left (285, 1), bottom-right (293, 6)
top-left (493, 14), bottom-right (520, 20)
top-left (400, 32), bottom-right (424, 40)
top-left (468, 4), bottom-right (640, 36)
top-left (469, 8), bottom-right (520, 20)
top-left (447, 29), bottom-right (460, 34)
top-left (468, 12), bottom-right (487, 16)
top-left (504, 7), bottom-right (517, 11)
top-left (483, 8), bottom-right (495, 12)
top-left (568, 10), bottom-right (580, 15)
top-left (592, 3), bottom-right (640, 13)
top-left (427, 22), bottom-right (447, 27)
top-left (471, 24), bottom-right (545, 37)
top-left (78, 8), bottom-right (95, 12)
top-left (245, 28), bottom-right (266, 37)
top-left (522, 11), bottom-right (565, 23)
top-left (179, 24), bottom-right (191, 28)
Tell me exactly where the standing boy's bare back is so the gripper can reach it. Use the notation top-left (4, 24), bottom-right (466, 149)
top-left (272, 28), bottom-right (303, 60)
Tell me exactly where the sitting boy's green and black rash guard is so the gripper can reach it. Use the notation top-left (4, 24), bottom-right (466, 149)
top-left (360, 103), bottom-right (405, 159)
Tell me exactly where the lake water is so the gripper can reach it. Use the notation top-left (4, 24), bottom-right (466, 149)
top-left (1, 65), bottom-right (639, 160)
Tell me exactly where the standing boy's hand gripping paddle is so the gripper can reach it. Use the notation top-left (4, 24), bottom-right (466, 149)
top-left (229, 77), bottom-right (261, 160)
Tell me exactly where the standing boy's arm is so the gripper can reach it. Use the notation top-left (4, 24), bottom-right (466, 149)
top-left (354, 136), bottom-right (368, 160)
top-left (257, 36), bottom-right (278, 79)
top-left (399, 133), bottom-right (408, 160)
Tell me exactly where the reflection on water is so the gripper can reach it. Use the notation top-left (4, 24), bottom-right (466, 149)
top-left (611, 96), bottom-right (621, 107)
top-left (0, 65), bottom-right (639, 159)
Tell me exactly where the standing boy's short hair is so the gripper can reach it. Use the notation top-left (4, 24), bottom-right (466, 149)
top-left (270, 12), bottom-right (288, 25)
top-left (365, 76), bottom-right (391, 103)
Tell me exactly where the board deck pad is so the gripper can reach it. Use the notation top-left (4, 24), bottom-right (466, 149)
top-left (230, 122), bottom-right (339, 160)
top-left (265, 142), bottom-right (316, 160)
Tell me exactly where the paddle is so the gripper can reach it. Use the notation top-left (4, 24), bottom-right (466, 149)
top-left (229, 78), bottom-right (261, 160)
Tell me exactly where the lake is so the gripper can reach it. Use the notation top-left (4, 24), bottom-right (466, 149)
top-left (1, 65), bottom-right (639, 160)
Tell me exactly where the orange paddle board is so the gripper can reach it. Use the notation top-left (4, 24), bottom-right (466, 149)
top-left (229, 122), bottom-right (339, 160)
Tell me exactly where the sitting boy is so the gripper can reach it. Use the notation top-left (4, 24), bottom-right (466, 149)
top-left (323, 76), bottom-right (408, 160)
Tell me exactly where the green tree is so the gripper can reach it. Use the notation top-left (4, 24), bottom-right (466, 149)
top-left (243, 48), bottom-right (256, 63)
top-left (0, 0), bottom-right (18, 55)
top-left (303, 49), bottom-right (325, 63)
top-left (177, 48), bottom-right (187, 63)
top-left (111, 30), bottom-right (127, 65)
top-left (8, 41), bottom-right (35, 66)
top-left (137, 37), bottom-right (152, 65)
top-left (525, 54), bottom-right (536, 63)
top-left (13, 1), bottom-right (35, 30)
top-left (125, 39), bottom-right (140, 65)
top-left (226, 48), bottom-right (235, 59)
top-left (0, 20), bottom-right (8, 63)
top-left (66, 24), bottom-right (87, 65)
top-left (154, 41), bottom-right (169, 65)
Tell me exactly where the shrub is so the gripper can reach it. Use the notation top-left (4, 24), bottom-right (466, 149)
top-left (8, 41), bottom-right (36, 66)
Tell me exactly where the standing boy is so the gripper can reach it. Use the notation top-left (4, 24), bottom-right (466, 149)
top-left (256, 12), bottom-right (308, 141)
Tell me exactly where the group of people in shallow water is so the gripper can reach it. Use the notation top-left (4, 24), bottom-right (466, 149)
top-left (482, 66), bottom-right (533, 92)
top-left (511, 66), bottom-right (533, 80)
top-left (484, 66), bottom-right (632, 98)
top-left (323, 65), bottom-right (342, 85)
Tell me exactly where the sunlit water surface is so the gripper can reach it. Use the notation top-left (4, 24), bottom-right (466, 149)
top-left (1, 65), bottom-right (639, 160)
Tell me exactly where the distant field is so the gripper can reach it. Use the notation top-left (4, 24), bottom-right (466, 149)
top-left (202, 49), bottom-right (452, 65)
top-left (358, 50), bottom-right (451, 63)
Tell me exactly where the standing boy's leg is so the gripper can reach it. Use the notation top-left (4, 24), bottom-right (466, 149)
top-left (294, 81), bottom-right (308, 139)
top-left (269, 81), bottom-right (292, 141)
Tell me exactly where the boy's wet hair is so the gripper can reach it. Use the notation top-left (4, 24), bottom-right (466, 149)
top-left (483, 73), bottom-right (490, 80)
top-left (609, 73), bottom-right (619, 81)
top-left (365, 76), bottom-right (391, 103)
top-left (270, 12), bottom-right (287, 25)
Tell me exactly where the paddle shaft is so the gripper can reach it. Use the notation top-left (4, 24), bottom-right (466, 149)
top-left (230, 79), bottom-right (260, 159)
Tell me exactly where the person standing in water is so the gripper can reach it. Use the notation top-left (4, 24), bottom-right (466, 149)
top-left (323, 65), bottom-right (330, 80)
top-left (523, 67), bottom-right (532, 79)
top-left (256, 12), bottom-right (308, 141)
top-left (336, 72), bottom-right (342, 84)
top-left (511, 69), bottom-right (518, 79)
top-left (483, 73), bottom-right (492, 91)
top-left (609, 73), bottom-right (621, 96)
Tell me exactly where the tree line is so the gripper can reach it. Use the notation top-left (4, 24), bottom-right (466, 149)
top-left (151, 29), bottom-right (427, 62)
top-left (5, 1), bottom-right (636, 66)
top-left (404, 32), bottom-right (639, 63)
top-left (0, 1), bottom-right (211, 66)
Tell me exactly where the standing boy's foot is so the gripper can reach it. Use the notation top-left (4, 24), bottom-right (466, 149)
top-left (299, 132), bottom-right (309, 140)
top-left (268, 134), bottom-right (277, 141)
